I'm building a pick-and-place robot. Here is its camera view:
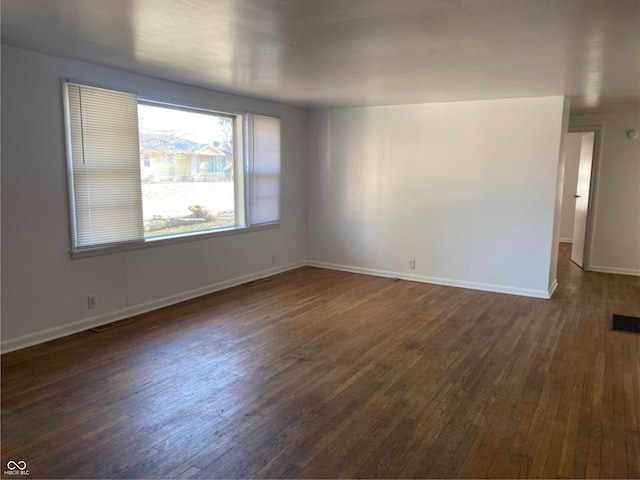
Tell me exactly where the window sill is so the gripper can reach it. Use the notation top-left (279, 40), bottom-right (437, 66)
top-left (70, 222), bottom-right (280, 259)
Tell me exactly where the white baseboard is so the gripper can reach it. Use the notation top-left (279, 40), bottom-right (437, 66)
top-left (589, 265), bottom-right (640, 276)
top-left (306, 261), bottom-right (551, 299)
top-left (559, 238), bottom-right (573, 243)
top-left (1, 258), bottom-right (579, 353)
top-left (1, 261), bottom-right (305, 354)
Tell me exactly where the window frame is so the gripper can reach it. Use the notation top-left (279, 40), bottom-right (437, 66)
top-left (62, 79), bottom-right (281, 259)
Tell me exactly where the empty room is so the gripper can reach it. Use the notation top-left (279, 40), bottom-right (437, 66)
top-left (1, 0), bottom-right (639, 478)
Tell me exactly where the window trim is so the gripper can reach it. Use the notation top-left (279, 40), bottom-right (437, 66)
top-left (62, 81), bottom-right (79, 251)
top-left (62, 79), bottom-right (282, 259)
top-left (70, 221), bottom-right (280, 259)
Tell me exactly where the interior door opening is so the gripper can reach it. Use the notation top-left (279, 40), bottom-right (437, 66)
top-left (558, 127), bottom-right (600, 271)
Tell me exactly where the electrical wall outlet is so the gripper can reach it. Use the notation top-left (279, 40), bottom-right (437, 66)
top-left (87, 294), bottom-right (97, 309)
top-left (271, 254), bottom-right (277, 264)
top-left (409, 259), bottom-right (416, 270)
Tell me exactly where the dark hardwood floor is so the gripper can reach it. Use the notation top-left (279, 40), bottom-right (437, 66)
top-left (2, 244), bottom-right (639, 479)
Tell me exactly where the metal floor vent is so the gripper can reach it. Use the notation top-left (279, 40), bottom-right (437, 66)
top-left (611, 314), bottom-right (640, 335)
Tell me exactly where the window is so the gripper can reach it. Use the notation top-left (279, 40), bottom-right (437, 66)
top-left (64, 81), bottom-right (281, 252)
top-left (206, 155), bottom-right (226, 174)
top-left (247, 114), bottom-right (281, 225)
top-left (137, 103), bottom-right (236, 237)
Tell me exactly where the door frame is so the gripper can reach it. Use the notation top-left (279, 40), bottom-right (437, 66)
top-left (567, 125), bottom-right (603, 271)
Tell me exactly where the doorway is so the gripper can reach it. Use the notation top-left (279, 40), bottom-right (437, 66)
top-left (559, 126), bottom-right (602, 270)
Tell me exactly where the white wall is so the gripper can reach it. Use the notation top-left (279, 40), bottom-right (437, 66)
top-left (1, 46), bottom-right (308, 351)
top-left (307, 97), bottom-right (567, 298)
top-left (559, 133), bottom-right (583, 241)
top-left (569, 111), bottom-right (640, 275)
top-left (547, 97), bottom-right (571, 292)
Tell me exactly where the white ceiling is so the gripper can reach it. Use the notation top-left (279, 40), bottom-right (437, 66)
top-left (2, 0), bottom-right (639, 111)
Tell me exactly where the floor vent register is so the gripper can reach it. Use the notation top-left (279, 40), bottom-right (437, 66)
top-left (611, 314), bottom-right (640, 334)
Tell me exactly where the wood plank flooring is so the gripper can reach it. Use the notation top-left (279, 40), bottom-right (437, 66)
top-left (2, 243), bottom-right (639, 478)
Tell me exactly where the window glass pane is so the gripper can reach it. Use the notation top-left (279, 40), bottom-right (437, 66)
top-left (138, 104), bottom-right (236, 238)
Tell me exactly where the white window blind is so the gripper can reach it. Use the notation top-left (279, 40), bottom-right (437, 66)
top-left (65, 82), bottom-right (144, 249)
top-left (247, 114), bottom-right (281, 225)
